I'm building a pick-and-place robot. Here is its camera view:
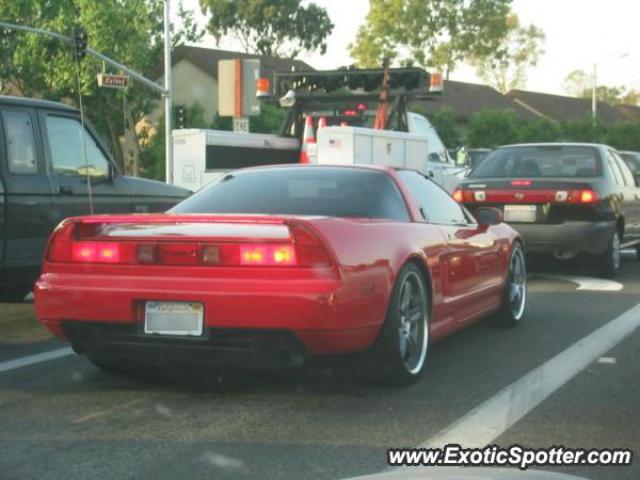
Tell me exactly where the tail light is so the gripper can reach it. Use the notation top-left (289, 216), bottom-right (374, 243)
top-left (46, 220), bottom-right (333, 269)
top-left (452, 189), bottom-right (480, 203)
top-left (556, 189), bottom-right (598, 204)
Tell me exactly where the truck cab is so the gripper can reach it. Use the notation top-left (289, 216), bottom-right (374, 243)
top-left (405, 112), bottom-right (462, 190)
top-left (0, 95), bottom-right (190, 301)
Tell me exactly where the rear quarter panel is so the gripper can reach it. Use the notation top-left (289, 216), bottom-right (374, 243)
top-left (306, 217), bottom-right (451, 336)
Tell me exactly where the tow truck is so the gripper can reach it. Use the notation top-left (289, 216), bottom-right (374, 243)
top-left (172, 65), bottom-right (464, 192)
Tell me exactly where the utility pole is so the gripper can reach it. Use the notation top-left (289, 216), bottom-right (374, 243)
top-left (592, 63), bottom-right (597, 128)
top-left (163, 0), bottom-right (173, 185)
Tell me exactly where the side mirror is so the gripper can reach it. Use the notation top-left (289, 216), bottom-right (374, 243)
top-left (475, 207), bottom-right (503, 226)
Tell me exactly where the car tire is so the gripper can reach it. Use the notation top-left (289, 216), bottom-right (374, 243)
top-left (595, 232), bottom-right (621, 278)
top-left (0, 286), bottom-right (30, 303)
top-left (491, 243), bottom-right (527, 327)
top-left (370, 263), bottom-right (430, 386)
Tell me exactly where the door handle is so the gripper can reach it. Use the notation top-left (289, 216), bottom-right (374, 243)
top-left (58, 185), bottom-right (73, 195)
top-left (428, 170), bottom-right (435, 177)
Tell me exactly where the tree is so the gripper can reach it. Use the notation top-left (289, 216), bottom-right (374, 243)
top-left (518, 117), bottom-right (561, 143)
top-left (469, 14), bottom-right (545, 93)
top-left (467, 109), bottom-right (520, 148)
top-left (0, 0), bottom-right (202, 175)
top-left (200, 0), bottom-right (334, 58)
top-left (563, 116), bottom-right (605, 143)
top-left (562, 69), bottom-right (639, 106)
top-left (349, 0), bottom-right (513, 76)
top-left (605, 122), bottom-right (640, 151)
top-left (423, 107), bottom-right (460, 148)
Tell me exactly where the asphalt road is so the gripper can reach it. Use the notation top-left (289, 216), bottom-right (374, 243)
top-left (0, 255), bottom-right (639, 480)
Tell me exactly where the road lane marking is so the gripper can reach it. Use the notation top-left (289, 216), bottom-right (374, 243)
top-left (421, 303), bottom-right (640, 449)
top-left (73, 399), bottom-right (145, 424)
top-left (0, 347), bottom-right (73, 374)
top-left (531, 274), bottom-right (623, 291)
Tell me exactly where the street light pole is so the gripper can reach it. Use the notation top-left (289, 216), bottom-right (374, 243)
top-left (163, 0), bottom-right (173, 185)
top-left (592, 63), bottom-right (597, 128)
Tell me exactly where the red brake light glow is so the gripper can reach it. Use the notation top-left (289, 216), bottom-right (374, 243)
top-left (579, 189), bottom-right (596, 203)
top-left (240, 244), bottom-right (297, 266)
top-left (453, 190), bottom-right (463, 202)
top-left (72, 242), bottom-right (121, 263)
top-left (511, 180), bottom-right (532, 186)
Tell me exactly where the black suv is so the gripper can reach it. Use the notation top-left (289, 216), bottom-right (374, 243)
top-left (0, 95), bottom-right (190, 301)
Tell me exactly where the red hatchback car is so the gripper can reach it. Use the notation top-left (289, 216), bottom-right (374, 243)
top-left (35, 165), bottom-right (526, 384)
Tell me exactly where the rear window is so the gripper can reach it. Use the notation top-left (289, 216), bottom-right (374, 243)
top-left (470, 146), bottom-right (602, 178)
top-left (171, 167), bottom-right (410, 221)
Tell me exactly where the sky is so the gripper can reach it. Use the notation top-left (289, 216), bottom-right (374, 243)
top-left (180, 0), bottom-right (639, 95)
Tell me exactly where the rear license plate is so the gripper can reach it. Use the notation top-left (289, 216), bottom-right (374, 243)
top-left (144, 301), bottom-right (204, 336)
top-left (504, 205), bottom-right (537, 223)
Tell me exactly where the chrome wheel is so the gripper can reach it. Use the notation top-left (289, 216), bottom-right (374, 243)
top-left (508, 247), bottom-right (527, 321)
top-left (397, 271), bottom-right (428, 375)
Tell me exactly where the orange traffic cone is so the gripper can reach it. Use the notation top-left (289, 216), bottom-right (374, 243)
top-left (299, 115), bottom-right (316, 164)
top-left (318, 116), bottom-right (328, 130)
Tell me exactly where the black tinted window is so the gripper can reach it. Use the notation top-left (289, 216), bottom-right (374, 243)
top-left (172, 167), bottom-right (409, 221)
top-left (471, 145), bottom-right (602, 178)
top-left (397, 170), bottom-right (468, 225)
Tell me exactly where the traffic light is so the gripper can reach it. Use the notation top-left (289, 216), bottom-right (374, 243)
top-left (73, 28), bottom-right (88, 61)
top-left (175, 105), bottom-right (186, 129)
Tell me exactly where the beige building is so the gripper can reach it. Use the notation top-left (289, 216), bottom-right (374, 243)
top-left (148, 45), bottom-right (313, 125)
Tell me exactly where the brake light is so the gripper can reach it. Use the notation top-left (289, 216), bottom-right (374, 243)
top-left (511, 180), bottom-right (532, 186)
top-left (579, 190), bottom-right (596, 203)
top-left (453, 190), bottom-right (463, 202)
top-left (240, 244), bottom-right (297, 266)
top-left (72, 242), bottom-right (121, 263)
top-left (566, 189), bottom-right (598, 204)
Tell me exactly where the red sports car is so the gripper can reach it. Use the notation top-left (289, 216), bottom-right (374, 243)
top-left (35, 165), bottom-right (526, 384)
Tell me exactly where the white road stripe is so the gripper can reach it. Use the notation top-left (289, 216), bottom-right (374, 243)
top-left (0, 347), bottom-right (73, 374)
top-left (422, 303), bottom-right (640, 449)
top-left (531, 274), bottom-right (623, 291)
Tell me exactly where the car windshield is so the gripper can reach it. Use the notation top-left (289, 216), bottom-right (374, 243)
top-left (171, 167), bottom-right (409, 221)
top-left (620, 152), bottom-right (640, 173)
top-left (470, 145), bottom-right (602, 178)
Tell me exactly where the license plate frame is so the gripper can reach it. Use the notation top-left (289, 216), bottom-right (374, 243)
top-left (144, 301), bottom-right (204, 336)
top-left (503, 204), bottom-right (538, 223)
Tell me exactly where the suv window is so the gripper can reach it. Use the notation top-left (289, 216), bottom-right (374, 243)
top-left (397, 170), bottom-right (469, 225)
top-left (45, 115), bottom-right (109, 177)
top-left (2, 110), bottom-right (37, 175)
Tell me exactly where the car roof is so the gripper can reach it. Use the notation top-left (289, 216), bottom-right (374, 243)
top-left (0, 95), bottom-right (77, 112)
top-left (496, 142), bottom-right (608, 150)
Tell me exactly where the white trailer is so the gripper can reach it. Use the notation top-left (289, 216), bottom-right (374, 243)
top-left (172, 129), bottom-right (299, 191)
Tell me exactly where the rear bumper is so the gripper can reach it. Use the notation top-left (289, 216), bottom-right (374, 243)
top-left (35, 272), bottom-right (384, 356)
top-left (511, 221), bottom-right (615, 256)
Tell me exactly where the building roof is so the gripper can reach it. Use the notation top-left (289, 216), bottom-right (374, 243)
top-left (615, 104), bottom-right (640, 122)
top-left (507, 90), bottom-right (627, 127)
top-left (0, 95), bottom-right (75, 112)
top-left (154, 45), bottom-right (314, 82)
top-left (411, 80), bottom-right (541, 122)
